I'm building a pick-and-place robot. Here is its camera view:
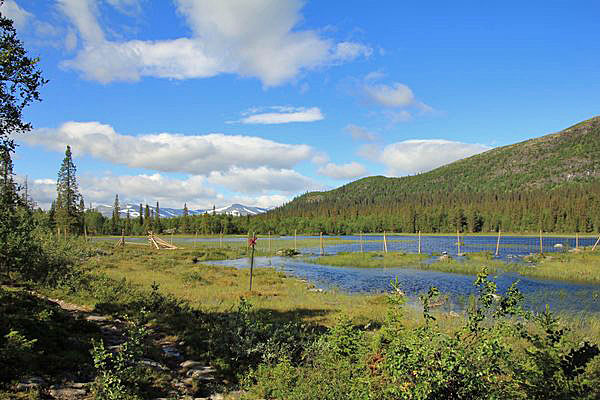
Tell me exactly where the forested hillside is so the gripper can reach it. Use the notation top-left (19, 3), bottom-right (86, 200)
top-left (256, 116), bottom-right (600, 234)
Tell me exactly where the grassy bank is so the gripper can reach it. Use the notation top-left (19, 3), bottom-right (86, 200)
top-left (518, 250), bottom-right (600, 283)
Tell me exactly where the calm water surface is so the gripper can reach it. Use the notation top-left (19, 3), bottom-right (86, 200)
top-left (203, 256), bottom-right (600, 314)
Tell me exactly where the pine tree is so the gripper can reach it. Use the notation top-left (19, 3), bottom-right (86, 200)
top-left (138, 203), bottom-right (143, 226)
top-left (155, 201), bottom-right (162, 233)
top-left (143, 204), bottom-right (151, 233)
top-left (181, 203), bottom-right (189, 233)
top-left (111, 194), bottom-right (120, 234)
top-left (56, 145), bottom-right (82, 235)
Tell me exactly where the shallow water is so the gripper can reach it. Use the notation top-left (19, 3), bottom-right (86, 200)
top-left (96, 234), bottom-right (596, 260)
top-left (202, 256), bottom-right (600, 314)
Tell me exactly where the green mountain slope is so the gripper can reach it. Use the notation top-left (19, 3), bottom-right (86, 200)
top-left (259, 116), bottom-right (600, 234)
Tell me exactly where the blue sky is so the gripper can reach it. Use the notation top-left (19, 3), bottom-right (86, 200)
top-left (3, 0), bottom-right (599, 209)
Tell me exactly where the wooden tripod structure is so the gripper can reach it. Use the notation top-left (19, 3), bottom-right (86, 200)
top-left (148, 231), bottom-right (178, 250)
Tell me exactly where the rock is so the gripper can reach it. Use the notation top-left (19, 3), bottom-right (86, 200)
top-left (554, 243), bottom-right (564, 248)
top-left (16, 376), bottom-right (46, 391)
top-left (187, 367), bottom-right (216, 377)
top-left (85, 315), bottom-right (111, 322)
top-left (69, 383), bottom-right (88, 389)
top-left (162, 346), bottom-right (182, 358)
top-left (180, 360), bottom-right (204, 369)
top-left (308, 288), bottom-right (323, 292)
top-left (140, 358), bottom-right (170, 371)
top-left (48, 387), bottom-right (87, 398)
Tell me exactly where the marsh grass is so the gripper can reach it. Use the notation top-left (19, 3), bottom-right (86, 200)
top-left (305, 251), bottom-right (429, 268)
top-left (69, 244), bottom-right (393, 326)
top-left (516, 250), bottom-right (600, 283)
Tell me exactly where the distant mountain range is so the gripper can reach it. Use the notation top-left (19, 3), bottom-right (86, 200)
top-left (92, 203), bottom-right (269, 218)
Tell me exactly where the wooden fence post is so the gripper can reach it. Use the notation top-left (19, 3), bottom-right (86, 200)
top-left (360, 232), bottom-right (364, 253)
top-left (320, 232), bottom-right (324, 256)
top-left (457, 230), bottom-right (461, 255)
top-left (383, 231), bottom-right (388, 253)
top-left (495, 229), bottom-right (501, 256)
top-left (418, 231), bottom-right (421, 254)
top-left (540, 230), bottom-right (543, 255)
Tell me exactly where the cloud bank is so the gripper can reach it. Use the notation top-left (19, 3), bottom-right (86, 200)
top-left (317, 162), bottom-right (367, 180)
top-left (239, 106), bottom-right (324, 124)
top-left (380, 139), bottom-right (490, 175)
top-left (24, 121), bottom-right (315, 175)
top-left (58, 0), bottom-right (371, 86)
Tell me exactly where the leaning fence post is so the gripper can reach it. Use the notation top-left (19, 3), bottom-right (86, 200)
top-left (248, 234), bottom-right (257, 291)
top-left (495, 229), bottom-right (501, 256)
top-left (383, 231), bottom-right (388, 253)
top-left (592, 235), bottom-right (600, 251)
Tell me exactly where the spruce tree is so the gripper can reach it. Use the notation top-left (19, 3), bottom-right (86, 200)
top-left (138, 203), bottom-right (143, 226)
top-left (0, 4), bottom-right (47, 279)
top-left (56, 146), bottom-right (82, 235)
top-left (155, 201), bottom-right (162, 233)
top-left (181, 202), bottom-right (189, 233)
top-left (111, 194), bottom-right (120, 234)
top-left (143, 204), bottom-right (151, 232)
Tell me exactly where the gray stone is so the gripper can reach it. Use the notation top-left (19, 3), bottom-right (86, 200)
top-left (85, 315), bottom-right (111, 322)
top-left (140, 358), bottom-right (169, 371)
top-left (162, 346), bottom-right (182, 358)
top-left (48, 387), bottom-right (87, 398)
top-left (180, 360), bottom-right (204, 369)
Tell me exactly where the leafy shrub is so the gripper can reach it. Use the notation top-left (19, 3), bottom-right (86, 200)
top-left (91, 318), bottom-right (148, 400)
top-left (244, 268), bottom-right (600, 399)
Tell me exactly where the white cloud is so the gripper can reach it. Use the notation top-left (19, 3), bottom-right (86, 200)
top-left (208, 166), bottom-right (318, 193)
top-left (332, 42), bottom-right (372, 61)
top-left (317, 162), bottom-right (367, 180)
top-left (59, 0), bottom-right (372, 86)
top-left (105, 0), bottom-right (141, 16)
top-left (239, 106), bottom-right (324, 124)
top-left (364, 70), bottom-right (385, 81)
top-left (0, 0), bottom-right (32, 29)
top-left (357, 143), bottom-right (381, 161)
top-left (21, 173), bottom-right (293, 210)
top-left (80, 173), bottom-right (217, 209)
top-left (380, 139), bottom-right (491, 175)
top-left (33, 178), bottom-right (56, 185)
top-left (229, 194), bottom-right (289, 209)
top-left (345, 124), bottom-right (377, 141)
top-left (22, 121), bottom-right (315, 175)
top-left (361, 80), bottom-right (434, 123)
top-left (364, 82), bottom-right (415, 107)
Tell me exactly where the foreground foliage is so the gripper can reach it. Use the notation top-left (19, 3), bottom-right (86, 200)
top-left (244, 269), bottom-right (600, 399)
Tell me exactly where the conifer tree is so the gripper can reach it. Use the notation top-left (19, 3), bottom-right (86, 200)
top-left (56, 145), bottom-right (82, 235)
top-left (143, 204), bottom-right (151, 232)
top-left (138, 203), bottom-right (143, 226)
top-left (111, 194), bottom-right (120, 234)
top-left (0, 4), bottom-right (47, 279)
top-left (155, 201), bottom-right (162, 233)
top-left (181, 202), bottom-right (189, 233)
